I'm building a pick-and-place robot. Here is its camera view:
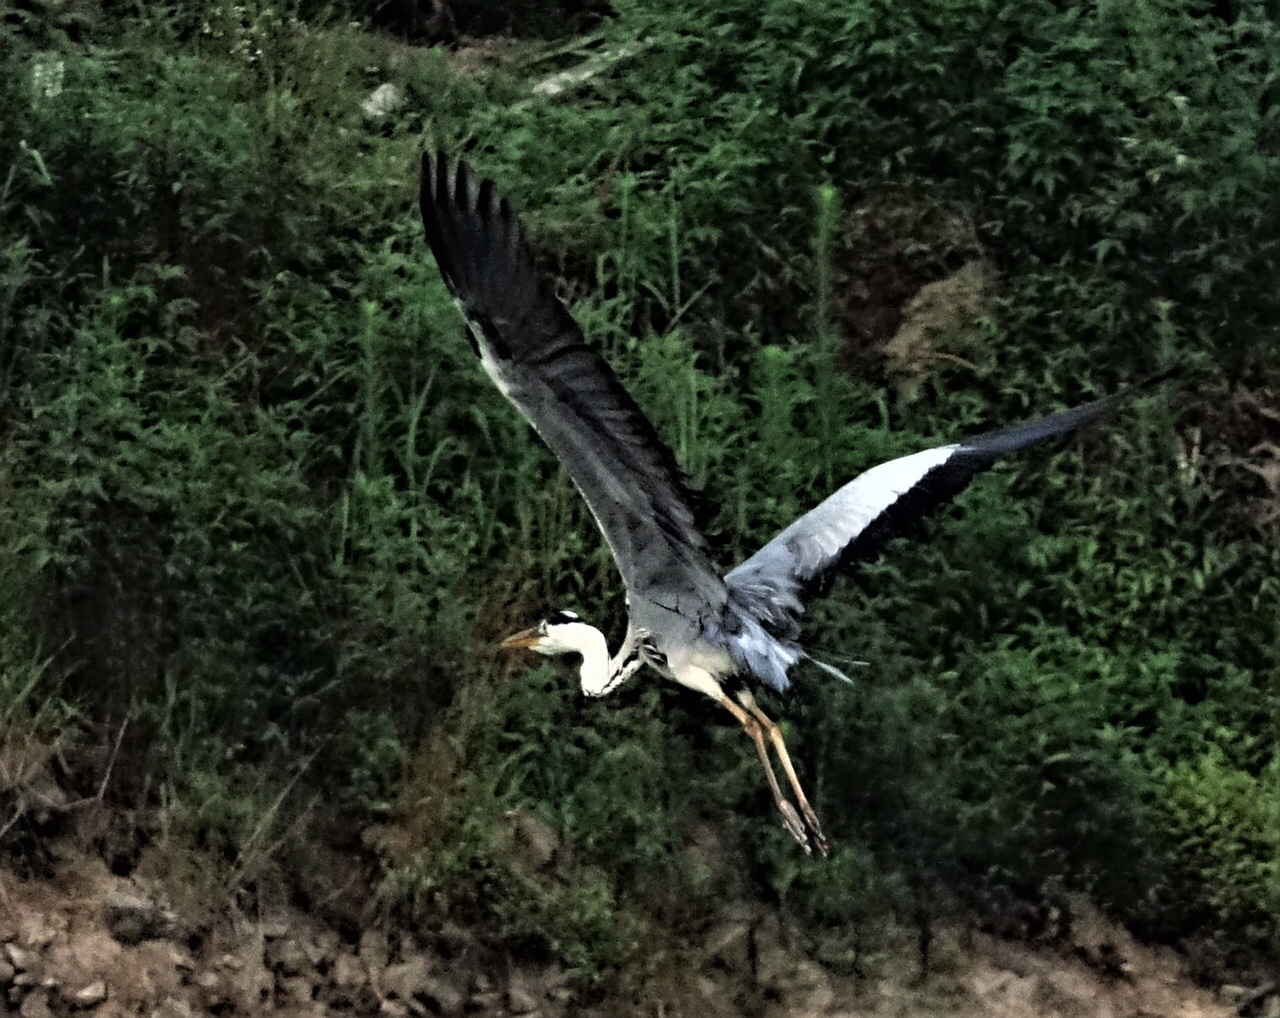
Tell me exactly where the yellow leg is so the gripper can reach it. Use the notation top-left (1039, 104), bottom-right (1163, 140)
top-left (740, 696), bottom-right (829, 858)
top-left (719, 697), bottom-right (811, 853)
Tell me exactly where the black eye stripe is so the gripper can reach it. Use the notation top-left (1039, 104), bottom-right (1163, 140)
top-left (548, 610), bottom-right (581, 625)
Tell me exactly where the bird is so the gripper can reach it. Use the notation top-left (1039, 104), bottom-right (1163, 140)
top-left (419, 152), bottom-right (1151, 857)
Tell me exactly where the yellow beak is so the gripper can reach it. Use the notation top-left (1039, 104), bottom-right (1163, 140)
top-left (500, 627), bottom-right (543, 651)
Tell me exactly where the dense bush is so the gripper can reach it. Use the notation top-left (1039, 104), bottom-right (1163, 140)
top-left (2, 0), bottom-right (1278, 980)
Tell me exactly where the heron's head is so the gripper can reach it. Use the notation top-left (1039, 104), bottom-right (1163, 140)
top-left (500, 610), bottom-right (598, 656)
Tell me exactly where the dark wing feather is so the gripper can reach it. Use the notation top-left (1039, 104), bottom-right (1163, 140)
top-left (421, 153), bottom-right (726, 617)
top-left (725, 387), bottom-right (1154, 636)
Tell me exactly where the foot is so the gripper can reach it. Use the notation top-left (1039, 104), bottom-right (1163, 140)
top-left (798, 802), bottom-right (829, 858)
top-left (777, 800), bottom-right (812, 854)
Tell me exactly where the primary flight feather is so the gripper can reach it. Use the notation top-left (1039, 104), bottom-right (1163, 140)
top-left (420, 152), bottom-right (1148, 856)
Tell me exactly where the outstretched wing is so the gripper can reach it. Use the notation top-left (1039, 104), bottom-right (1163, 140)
top-left (725, 389), bottom-right (1150, 635)
top-left (420, 153), bottom-right (726, 618)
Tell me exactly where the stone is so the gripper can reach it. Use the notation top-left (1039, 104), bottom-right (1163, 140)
top-left (332, 952), bottom-right (366, 990)
top-left (193, 970), bottom-right (228, 1010)
top-left (165, 945), bottom-right (195, 973)
top-left (5, 944), bottom-right (37, 971)
top-left (382, 954), bottom-right (435, 1001)
top-left (361, 83), bottom-right (405, 119)
top-left (103, 894), bottom-right (175, 945)
top-left (303, 932), bottom-right (337, 969)
top-left (67, 931), bottom-right (123, 974)
top-left (435, 922), bottom-right (473, 958)
top-left (423, 973), bottom-right (467, 1014)
top-left (1213, 983), bottom-right (1244, 1009)
top-left (148, 997), bottom-right (194, 1018)
top-left (704, 920), bottom-right (752, 971)
top-left (277, 975), bottom-right (315, 1005)
top-left (751, 914), bottom-right (792, 991)
top-left (506, 971), bottom-right (540, 1014)
top-left (359, 930), bottom-right (389, 974)
top-left (0, 960), bottom-right (14, 984)
top-left (265, 938), bottom-right (310, 977)
top-left (70, 981), bottom-right (108, 1008)
top-left (19, 917), bottom-right (60, 950)
top-left (229, 961), bottom-right (273, 1012)
top-left (19, 990), bottom-right (53, 1018)
top-left (511, 810), bottom-right (561, 870)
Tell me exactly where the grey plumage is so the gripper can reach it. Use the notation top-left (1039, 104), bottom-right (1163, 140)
top-left (421, 152), bottom-right (1152, 855)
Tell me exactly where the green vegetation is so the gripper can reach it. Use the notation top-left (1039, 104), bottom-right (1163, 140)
top-left (2, 0), bottom-right (1278, 986)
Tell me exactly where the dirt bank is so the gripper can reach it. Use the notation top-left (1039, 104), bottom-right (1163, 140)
top-left (0, 825), bottom-right (1263, 1018)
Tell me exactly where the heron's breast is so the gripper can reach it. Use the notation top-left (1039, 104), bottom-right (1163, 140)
top-left (662, 640), bottom-right (735, 701)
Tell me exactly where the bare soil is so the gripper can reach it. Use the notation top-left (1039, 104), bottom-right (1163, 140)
top-left (0, 823), bottom-right (1261, 1018)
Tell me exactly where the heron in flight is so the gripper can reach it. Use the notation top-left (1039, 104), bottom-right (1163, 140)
top-left (421, 153), bottom-right (1146, 857)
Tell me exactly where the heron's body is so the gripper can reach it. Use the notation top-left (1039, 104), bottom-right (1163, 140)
top-left (420, 153), bottom-right (1151, 855)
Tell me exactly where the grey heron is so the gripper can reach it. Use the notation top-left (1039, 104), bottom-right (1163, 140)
top-left (420, 153), bottom-right (1148, 857)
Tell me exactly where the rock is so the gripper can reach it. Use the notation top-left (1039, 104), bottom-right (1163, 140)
top-left (260, 920), bottom-right (289, 940)
top-left (379, 998), bottom-right (410, 1018)
top-left (148, 997), bottom-right (194, 1018)
top-left (359, 929), bottom-right (389, 975)
top-left (67, 931), bottom-right (123, 974)
top-left (70, 981), bottom-right (107, 1008)
top-left (332, 952), bottom-right (366, 990)
top-left (545, 966), bottom-right (572, 1005)
top-left (164, 945), bottom-right (195, 973)
top-left (277, 975), bottom-right (315, 1005)
top-left (1064, 895), bottom-right (1132, 979)
top-left (192, 970), bottom-right (228, 1010)
top-left (435, 921), bottom-right (473, 958)
top-left (383, 953), bottom-right (435, 1001)
top-left (1217, 983), bottom-right (1249, 1005)
top-left (506, 971), bottom-right (540, 1014)
top-left (0, 959), bottom-right (14, 985)
top-left (704, 920), bottom-right (752, 971)
top-left (19, 916), bottom-right (61, 950)
top-left (777, 960), bottom-right (834, 1014)
top-left (103, 894), bottom-right (175, 945)
top-left (881, 260), bottom-right (990, 399)
top-left (228, 960), bottom-right (273, 1012)
top-left (20, 990), bottom-right (53, 1018)
top-left (1033, 967), bottom-right (1103, 1016)
top-left (695, 974), bottom-right (723, 1001)
top-left (511, 810), bottom-right (561, 870)
top-left (303, 932), bottom-right (337, 969)
top-left (265, 938), bottom-right (310, 977)
top-left (6, 944), bottom-right (38, 971)
top-left (751, 913), bottom-right (792, 991)
top-left (361, 83), bottom-right (404, 119)
top-left (423, 973), bottom-right (467, 1014)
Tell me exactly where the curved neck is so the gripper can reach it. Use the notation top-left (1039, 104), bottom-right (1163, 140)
top-left (584, 623), bottom-right (649, 698)
top-left (570, 625), bottom-right (612, 696)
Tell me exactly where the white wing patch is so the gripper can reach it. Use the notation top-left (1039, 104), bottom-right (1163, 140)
top-left (724, 442), bottom-right (963, 642)
top-left (779, 444), bottom-right (959, 562)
